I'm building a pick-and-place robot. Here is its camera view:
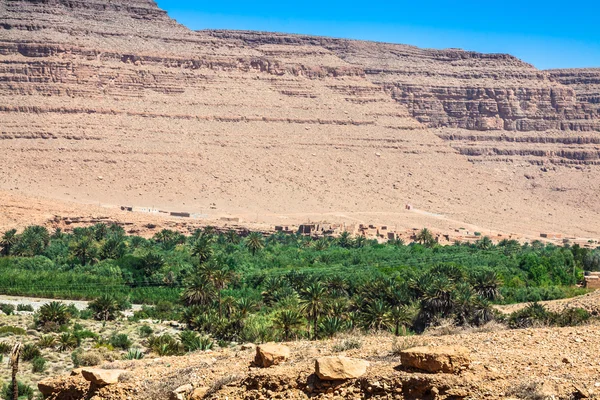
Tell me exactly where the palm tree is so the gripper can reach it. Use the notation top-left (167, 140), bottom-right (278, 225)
top-left (141, 251), bottom-right (164, 277)
top-left (88, 294), bottom-right (121, 321)
top-left (0, 229), bottom-right (17, 256)
top-left (416, 228), bottom-right (436, 247)
top-left (245, 232), bottom-right (265, 256)
top-left (70, 237), bottom-right (98, 265)
top-left (389, 304), bottom-right (415, 336)
top-left (476, 236), bottom-right (494, 250)
top-left (12, 225), bottom-right (49, 256)
top-left (236, 297), bottom-right (257, 319)
top-left (337, 232), bottom-right (353, 248)
top-left (191, 235), bottom-right (214, 264)
top-left (212, 268), bottom-right (235, 318)
top-left (181, 275), bottom-right (215, 306)
top-left (471, 270), bottom-right (502, 301)
top-left (274, 309), bottom-right (304, 341)
top-left (362, 299), bottom-right (390, 331)
top-left (226, 230), bottom-right (240, 244)
top-left (300, 281), bottom-right (327, 339)
top-left (319, 316), bottom-right (346, 338)
top-left (37, 302), bottom-right (70, 327)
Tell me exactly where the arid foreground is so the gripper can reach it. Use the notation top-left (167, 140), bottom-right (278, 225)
top-left (38, 323), bottom-right (599, 400)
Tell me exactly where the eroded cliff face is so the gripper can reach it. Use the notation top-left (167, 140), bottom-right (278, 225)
top-left (3, 0), bottom-right (600, 238)
top-left (207, 30), bottom-right (600, 133)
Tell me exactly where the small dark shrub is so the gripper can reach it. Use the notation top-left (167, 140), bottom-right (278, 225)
top-left (0, 341), bottom-right (11, 354)
top-left (508, 303), bottom-right (551, 329)
top-left (37, 335), bottom-right (56, 349)
top-left (32, 356), bottom-right (47, 373)
top-left (0, 303), bottom-right (15, 315)
top-left (17, 304), bottom-right (34, 312)
top-left (110, 333), bottom-right (132, 350)
top-left (58, 333), bottom-right (79, 351)
top-left (138, 325), bottom-right (153, 338)
top-left (1, 381), bottom-right (34, 400)
top-left (21, 343), bottom-right (41, 361)
top-left (71, 348), bottom-right (102, 367)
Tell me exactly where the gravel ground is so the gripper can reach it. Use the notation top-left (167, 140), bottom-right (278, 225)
top-left (0, 294), bottom-right (143, 312)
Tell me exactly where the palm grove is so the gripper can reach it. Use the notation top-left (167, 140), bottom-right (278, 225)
top-left (0, 224), bottom-right (594, 342)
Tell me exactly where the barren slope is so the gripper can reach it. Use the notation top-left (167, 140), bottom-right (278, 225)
top-left (2, 0), bottom-right (600, 240)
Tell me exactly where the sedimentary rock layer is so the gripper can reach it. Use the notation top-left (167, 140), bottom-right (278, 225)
top-left (2, 0), bottom-right (600, 238)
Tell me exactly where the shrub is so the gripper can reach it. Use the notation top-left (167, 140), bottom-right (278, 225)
top-left (0, 325), bottom-right (26, 336)
top-left (332, 336), bottom-right (362, 352)
top-left (551, 307), bottom-right (591, 327)
top-left (147, 334), bottom-right (182, 356)
top-left (73, 329), bottom-right (99, 343)
top-left (508, 303), bottom-right (551, 329)
top-left (0, 341), bottom-right (11, 354)
top-left (0, 303), bottom-right (15, 315)
top-left (38, 335), bottom-right (56, 349)
top-left (88, 295), bottom-right (121, 321)
top-left (71, 349), bottom-right (102, 367)
top-left (109, 333), bottom-right (132, 350)
top-left (138, 325), bottom-right (154, 338)
top-left (21, 343), bottom-right (41, 361)
top-left (32, 356), bottom-right (47, 373)
top-left (37, 301), bottom-right (71, 327)
top-left (17, 304), bottom-right (34, 312)
top-left (79, 309), bottom-right (93, 320)
top-left (58, 333), bottom-right (79, 351)
top-left (1, 381), bottom-right (34, 400)
top-left (179, 331), bottom-right (213, 352)
top-left (123, 348), bottom-right (145, 360)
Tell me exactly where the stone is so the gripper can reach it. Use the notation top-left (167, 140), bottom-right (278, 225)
top-left (190, 387), bottom-right (210, 400)
top-left (38, 378), bottom-right (61, 396)
top-left (315, 356), bottom-right (369, 380)
top-left (170, 383), bottom-right (194, 400)
top-left (400, 346), bottom-right (471, 373)
top-left (81, 368), bottom-right (127, 385)
top-left (241, 343), bottom-right (256, 351)
top-left (254, 343), bottom-right (290, 367)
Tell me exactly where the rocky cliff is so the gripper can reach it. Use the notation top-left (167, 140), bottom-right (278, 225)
top-left (2, 0), bottom-right (600, 238)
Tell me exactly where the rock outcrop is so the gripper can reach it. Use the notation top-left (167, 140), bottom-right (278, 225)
top-left (81, 368), bottom-right (126, 385)
top-left (315, 356), bottom-right (369, 380)
top-left (254, 343), bottom-right (290, 367)
top-left (400, 346), bottom-right (471, 373)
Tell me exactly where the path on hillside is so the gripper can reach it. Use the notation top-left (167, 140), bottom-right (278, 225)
top-left (0, 294), bottom-right (143, 312)
top-left (494, 290), bottom-right (600, 314)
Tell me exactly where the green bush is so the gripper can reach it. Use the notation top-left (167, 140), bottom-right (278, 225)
top-left (32, 356), bottom-right (47, 373)
top-left (1, 381), bottom-right (34, 400)
top-left (123, 348), bottom-right (145, 360)
top-left (0, 341), bottom-right (11, 354)
top-left (0, 303), bottom-right (15, 315)
top-left (36, 301), bottom-right (71, 328)
top-left (21, 343), bottom-right (41, 361)
top-left (138, 325), bottom-right (154, 338)
top-left (147, 334), bottom-right (182, 356)
top-left (109, 333), bottom-right (132, 350)
top-left (179, 331), bottom-right (213, 352)
top-left (16, 304), bottom-right (34, 312)
top-left (58, 333), bottom-right (79, 351)
top-left (37, 335), bottom-right (56, 349)
top-left (508, 303), bottom-right (552, 329)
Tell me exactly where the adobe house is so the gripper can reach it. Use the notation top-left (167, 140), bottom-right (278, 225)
top-left (584, 272), bottom-right (600, 289)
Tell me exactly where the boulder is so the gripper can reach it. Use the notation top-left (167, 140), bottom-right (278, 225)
top-left (315, 356), bottom-right (369, 380)
top-left (38, 378), bottom-right (61, 397)
top-left (170, 383), bottom-right (193, 400)
top-left (400, 346), bottom-right (470, 373)
top-left (190, 387), bottom-right (210, 400)
top-left (81, 368), bottom-right (126, 385)
top-left (254, 343), bottom-right (290, 367)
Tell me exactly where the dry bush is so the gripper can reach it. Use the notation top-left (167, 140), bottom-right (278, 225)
top-left (332, 334), bottom-right (363, 353)
top-left (507, 381), bottom-right (554, 400)
top-left (391, 336), bottom-right (430, 355)
top-left (206, 375), bottom-right (243, 397)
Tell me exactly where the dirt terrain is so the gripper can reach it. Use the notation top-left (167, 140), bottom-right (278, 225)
top-left (37, 323), bottom-right (600, 400)
top-left (2, 0), bottom-right (600, 242)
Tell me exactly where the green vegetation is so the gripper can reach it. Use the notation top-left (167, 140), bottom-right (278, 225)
top-left (0, 224), bottom-right (594, 342)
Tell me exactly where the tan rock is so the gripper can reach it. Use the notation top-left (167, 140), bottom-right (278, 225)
top-left (254, 343), bottom-right (290, 367)
top-left (81, 368), bottom-right (126, 385)
top-left (170, 383), bottom-right (194, 400)
top-left (400, 346), bottom-right (471, 373)
top-left (38, 378), bottom-right (61, 396)
top-left (190, 387), bottom-right (210, 400)
top-left (315, 356), bottom-right (369, 380)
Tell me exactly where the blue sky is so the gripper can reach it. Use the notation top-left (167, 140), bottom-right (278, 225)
top-left (155, 0), bottom-right (600, 70)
